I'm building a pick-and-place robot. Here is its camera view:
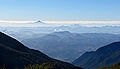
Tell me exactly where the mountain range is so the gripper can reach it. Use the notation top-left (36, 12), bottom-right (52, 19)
top-left (0, 32), bottom-right (82, 69)
top-left (72, 42), bottom-right (120, 69)
top-left (22, 31), bottom-right (120, 62)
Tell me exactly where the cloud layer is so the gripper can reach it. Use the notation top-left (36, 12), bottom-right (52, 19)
top-left (0, 20), bottom-right (120, 24)
top-left (44, 21), bottom-right (120, 24)
top-left (0, 20), bottom-right (120, 27)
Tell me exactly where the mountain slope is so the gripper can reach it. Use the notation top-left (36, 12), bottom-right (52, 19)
top-left (22, 31), bottom-right (120, 62)
top-left (72, 42), bottom-right (120, 69)
top-left (0, 32), bottom-right (82, 69)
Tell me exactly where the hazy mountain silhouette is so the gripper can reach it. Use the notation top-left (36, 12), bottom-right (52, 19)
top-left (22, 31), bottom-right (120, 62)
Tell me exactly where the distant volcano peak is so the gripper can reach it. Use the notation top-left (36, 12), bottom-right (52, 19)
top-left (36, 20), bottom-right (42, 23)
top-left (35, 20), bottom-right (45, 24)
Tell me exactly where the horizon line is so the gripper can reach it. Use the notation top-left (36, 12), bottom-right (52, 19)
top-left (0, 20), bottom-right (120, 24)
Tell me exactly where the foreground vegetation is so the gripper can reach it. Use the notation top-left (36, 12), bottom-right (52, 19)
top-left (24, 62), bottom-right (67, 69)
top-left (0, 62), bottom-right (81, 69)
top-left (99, 62), bottom-right (120, 69)
top-left (0, 65), bottom-right (6, 69)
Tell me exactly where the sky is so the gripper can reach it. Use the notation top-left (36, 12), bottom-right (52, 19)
top-left (0, 0), bottom-right (120, 22)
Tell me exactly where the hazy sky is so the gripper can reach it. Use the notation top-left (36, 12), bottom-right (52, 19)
top-left (0, 0), bottom-right (120, 21)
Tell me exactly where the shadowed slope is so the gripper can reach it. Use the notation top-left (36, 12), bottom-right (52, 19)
top-left (0, 32), bottom-right (82, 69)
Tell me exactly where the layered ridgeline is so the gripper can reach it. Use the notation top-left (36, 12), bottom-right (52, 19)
top-left (72, 42), bottom-right (120, 69)
top-left (22, 31), bottom-right (120, 62)
top-left (0, 32), bottom-right (82, 69)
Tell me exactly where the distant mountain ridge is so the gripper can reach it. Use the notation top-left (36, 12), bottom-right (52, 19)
top-left (22, 31), bottom-right (120, 62)
top-left (72, 42), bottom-right (120, 69)
top-left (0, 32), bottom-right (82, 69)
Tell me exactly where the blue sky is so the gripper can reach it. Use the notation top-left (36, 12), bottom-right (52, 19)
top-left (0, 0), bottom-right (120, 21)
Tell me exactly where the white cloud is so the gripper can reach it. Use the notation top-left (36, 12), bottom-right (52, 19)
top-left (44, 21), bottom-right (120, 24)
top-left (0, 20), bottom-right (35, 23)
top-left (0, 20), bottom-right (120, 24)
top-left (0, 20), bottom-right (120, 27)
